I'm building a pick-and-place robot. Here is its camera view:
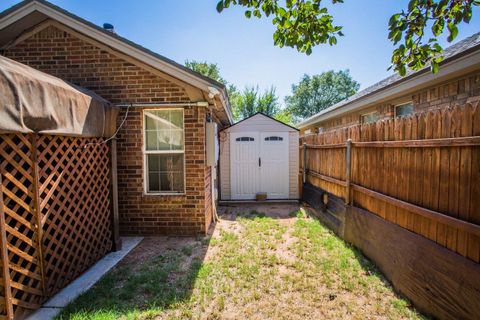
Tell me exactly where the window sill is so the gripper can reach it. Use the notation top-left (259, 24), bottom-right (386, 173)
top-left (142, 192), bottom-right (186, 200)
top-left (143, 192), bottom-right (185, 196)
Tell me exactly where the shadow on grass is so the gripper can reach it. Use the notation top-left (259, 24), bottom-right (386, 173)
top-left (57, 204), bottom-right (424, 319)
top-left (57, 226), bottom-right (215, 319)
top-left (301, 206), bottom-right (426, 319)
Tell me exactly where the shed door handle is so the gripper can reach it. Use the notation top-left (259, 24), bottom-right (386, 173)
top-left (259, 157), bottom-right (261, 167)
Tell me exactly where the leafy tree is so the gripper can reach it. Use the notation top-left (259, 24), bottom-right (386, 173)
top-left (185, 60), bottom-right (241, 114)
top-left (236, 86), bottom-right (281, 120)
top-left (216, 0), bottom-right (480, 75)
top-left (285, 70), bottom-right (360, 121)
top-left (273, 108), bottom-right (294, 125)
top-left (185, 60), bottom-right (291, 124)
top-left (185, 60), bottom-right (227, 84)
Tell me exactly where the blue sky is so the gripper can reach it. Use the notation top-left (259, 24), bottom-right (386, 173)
top-left (1, 0), bottom-right (479, 104)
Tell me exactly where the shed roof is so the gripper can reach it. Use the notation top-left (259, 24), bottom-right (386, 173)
top-left (223, 113), bottom-right (299, 132)
top-left (298, 32), bottom-right (480, 129)
top-left (0, 55), bottom-right (117, 137)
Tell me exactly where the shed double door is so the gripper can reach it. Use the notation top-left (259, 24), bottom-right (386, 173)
top-left (230, 131), bottom-right (289, 200)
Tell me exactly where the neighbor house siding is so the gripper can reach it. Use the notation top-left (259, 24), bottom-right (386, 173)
top-left (289, 131), bottom-right (300, 199)
top-left (303, 70), bottom-right (480, 133)
top-left (3, 22), bottom-right (214, 235)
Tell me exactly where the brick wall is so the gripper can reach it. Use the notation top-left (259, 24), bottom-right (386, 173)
top-left (116, 107), bottom-right (209, 235)
top-left (3, 25), bottom-right (190, 104)
top-left (306, 70), bottom-right (480, 133)
top-left (3, 23), bottom-right (213, 235)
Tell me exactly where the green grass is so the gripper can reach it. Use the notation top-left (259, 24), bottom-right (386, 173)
top-left (57, 209), bottom-right (424, 320)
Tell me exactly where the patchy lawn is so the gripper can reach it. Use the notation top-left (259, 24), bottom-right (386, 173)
top-left (57, 205), bottom-right (424, 320)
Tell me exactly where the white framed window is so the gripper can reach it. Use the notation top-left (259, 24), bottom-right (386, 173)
top-left (143, 109), bottom-right (185, 194)
top-left (395, 102), bottom-right (414, 118)
top-left (361, 111), bottom-right (379, 124)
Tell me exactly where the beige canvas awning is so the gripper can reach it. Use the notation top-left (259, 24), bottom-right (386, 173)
top-left (0, 55), bottom-right (118, 137)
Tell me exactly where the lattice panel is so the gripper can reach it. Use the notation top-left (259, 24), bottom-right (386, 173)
top-left (0, 134), bottom-right (113, 319)
top-left (36, 136), bottom-right (112, 295)
top-left (0, 134), bottom-right (43, 318)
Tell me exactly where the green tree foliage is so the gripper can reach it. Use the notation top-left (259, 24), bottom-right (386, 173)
top-left (388, 0), bottom-right (479, 75)
top-left (285, 70), bottom-right (360, 121)
top-left (236, 86), bottom-right (281, 120)
top-left (185, 60), bottom-right (292, 124)
top-left (185, 60), bottom-right (227, 84)
top-left (184, 60), bottom-right (241, 114)
top-left (216, 0), bottom-right (479, 75)
top-left (273, 108), bottom-right (294, 125)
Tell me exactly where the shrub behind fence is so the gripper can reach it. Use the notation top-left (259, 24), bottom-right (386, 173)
top-left (0, 133), bottom-right (112, 320)
top-left (301, 103), bottom-right (480, 263)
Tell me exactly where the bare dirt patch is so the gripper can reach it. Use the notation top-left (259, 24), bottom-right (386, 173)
top-left (58, 203), bottom-right (424, 320)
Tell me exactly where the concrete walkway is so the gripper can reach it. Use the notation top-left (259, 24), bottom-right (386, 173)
top-left (26, 237), bottom-right (143, 320)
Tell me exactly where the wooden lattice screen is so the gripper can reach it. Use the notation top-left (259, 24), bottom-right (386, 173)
top-left (0, 133), bottom-right (112, 320)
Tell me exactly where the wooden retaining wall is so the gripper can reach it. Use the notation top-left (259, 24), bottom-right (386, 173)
top-left (0, 133), bottom-right (113, 320)
top-left (301, 103), bottom-right (480, 319)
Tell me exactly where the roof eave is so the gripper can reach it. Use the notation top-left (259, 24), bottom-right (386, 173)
top-left (298, 45), bottom-right (480, 130)
top-left (0, 0), bottom-right (234, 125)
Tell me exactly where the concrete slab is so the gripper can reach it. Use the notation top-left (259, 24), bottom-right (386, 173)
top-left (26, 236), bottom-right (143, 320)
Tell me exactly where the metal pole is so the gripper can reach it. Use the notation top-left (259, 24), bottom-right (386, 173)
top-left (110, 139), bottom-right (122, 251)
top-left (303, 143), bottom-right (307, 184)
top-left (345, 139), bottom-right (352, 205)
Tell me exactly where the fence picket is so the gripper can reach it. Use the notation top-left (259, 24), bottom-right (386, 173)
top-left (468, 105), bottom-right (480, 262)
top-left (302, 103), bottom-right (480, 262)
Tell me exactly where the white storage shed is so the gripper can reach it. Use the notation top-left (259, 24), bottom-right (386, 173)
top-left (219, 113), bottom-right (299, 201)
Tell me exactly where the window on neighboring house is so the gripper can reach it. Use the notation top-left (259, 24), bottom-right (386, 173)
top-left (395, 102), bottom-right (414, 118)
top-left (361, 112), bottom-right (379, 124)
top-left (144, 109), bottom-right (185, 194)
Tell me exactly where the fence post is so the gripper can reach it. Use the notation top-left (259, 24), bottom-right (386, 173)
top-left (30, 134), bottom-right (46, 297)
top-left (303, 143), bottom-right (307, 184)
top-left (0, 175), bottom-right (14, 320)
top-left (345, 139), bottom-right (352, 205)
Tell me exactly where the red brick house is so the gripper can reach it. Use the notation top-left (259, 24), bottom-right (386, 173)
top-left (0, 0), bottom-right (233, 235)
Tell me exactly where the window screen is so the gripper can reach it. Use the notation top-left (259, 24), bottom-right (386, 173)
top-left (144, 109), bottom-right (184, 193)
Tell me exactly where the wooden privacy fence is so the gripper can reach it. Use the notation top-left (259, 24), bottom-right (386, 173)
top-left (301, 103), bottom-right (480, 263)
top-left (0, 133), bottom-right (113, 320)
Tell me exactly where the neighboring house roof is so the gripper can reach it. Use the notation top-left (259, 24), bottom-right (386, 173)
top-left (298, 32), bottom-right (480, 129)
top-left (222, 112), bottom-right (299, 132)
top-left (0, 0), bottom-right (233, 124)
